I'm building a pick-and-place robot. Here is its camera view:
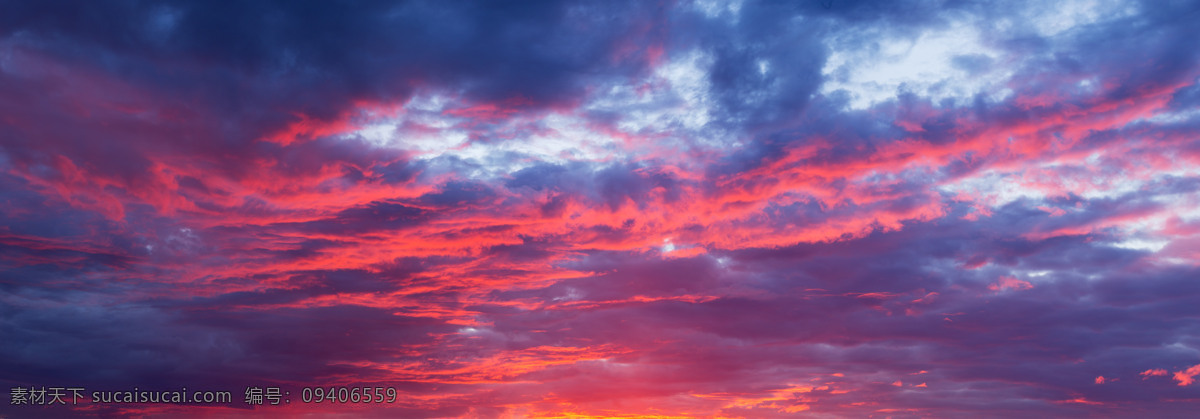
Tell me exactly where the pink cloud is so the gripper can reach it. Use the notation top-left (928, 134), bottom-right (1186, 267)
top-left (1058, 397), bottom-right (1104, 406)
top-left (988, 276), bottom-right (1034, 292)
top-left (1141, 368), bottom-right (1168, 379)
top-left (1173, 364), bottom-right (1200, 386)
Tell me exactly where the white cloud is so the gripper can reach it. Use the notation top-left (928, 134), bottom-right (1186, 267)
top-left (821, 19), bottom-right (1011, 110)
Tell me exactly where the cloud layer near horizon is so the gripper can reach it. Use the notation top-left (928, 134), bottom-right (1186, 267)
top-left (2, 0), bottom-right (1200, 417)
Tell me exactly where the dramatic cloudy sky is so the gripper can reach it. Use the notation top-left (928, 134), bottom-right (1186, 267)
top-left (2, 0), bottom-right (1200, 417)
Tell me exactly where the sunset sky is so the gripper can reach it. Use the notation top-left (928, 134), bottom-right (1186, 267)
top-left (2, 0), bottom-right (1200, 417)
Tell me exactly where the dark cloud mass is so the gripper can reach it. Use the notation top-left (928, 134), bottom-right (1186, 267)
top-left (2, 0), bottom-right (1200, 417)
